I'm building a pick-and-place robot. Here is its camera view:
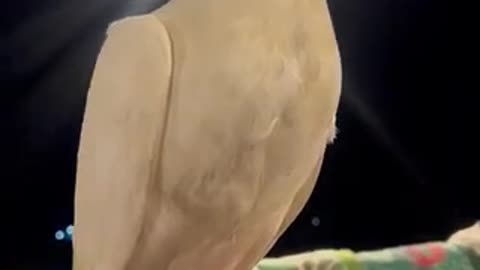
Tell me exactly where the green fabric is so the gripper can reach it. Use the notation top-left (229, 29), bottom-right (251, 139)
top-left (336, 250), bottom-right (362, 270)
top-left (341, 243), bottom-right (476, 270)
top-left (255, 243), bottom-right (479, 270)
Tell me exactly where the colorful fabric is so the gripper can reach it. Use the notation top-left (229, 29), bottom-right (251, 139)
top-left (255, 243), bottom-right (479, 270)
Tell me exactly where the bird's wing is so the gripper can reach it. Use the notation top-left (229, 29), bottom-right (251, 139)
top-left (73, 14), bottom-right (173, 270)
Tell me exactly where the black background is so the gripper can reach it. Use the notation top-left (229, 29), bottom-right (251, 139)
top-left (1, 0), bottom-right (477, 269)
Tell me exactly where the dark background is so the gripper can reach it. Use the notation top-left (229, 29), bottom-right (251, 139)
top-left (1, 0), bottom-right (477, 269)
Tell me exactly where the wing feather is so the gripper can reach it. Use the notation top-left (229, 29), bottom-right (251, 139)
top-left (73, 14), bottom-right (173, 270)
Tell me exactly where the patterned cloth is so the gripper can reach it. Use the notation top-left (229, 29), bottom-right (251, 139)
top-left (254, 243), bottom-right (479, 270)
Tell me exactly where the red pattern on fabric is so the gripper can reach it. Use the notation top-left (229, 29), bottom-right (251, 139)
top-left (405, 244), bottom-right (447, 268)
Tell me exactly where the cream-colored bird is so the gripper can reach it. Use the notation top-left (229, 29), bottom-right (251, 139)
top-left (73, 0), bottom-right (342, 270)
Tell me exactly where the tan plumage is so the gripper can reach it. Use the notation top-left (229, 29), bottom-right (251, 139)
top-left (73, 1), bottom-right (342, 270)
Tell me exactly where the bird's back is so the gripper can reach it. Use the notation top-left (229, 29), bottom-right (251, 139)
top-left (147, 3), bottom-right (341, 268)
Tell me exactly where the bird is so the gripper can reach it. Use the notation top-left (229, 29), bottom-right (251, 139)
top-left (72, 0), bottom-right (342, 269)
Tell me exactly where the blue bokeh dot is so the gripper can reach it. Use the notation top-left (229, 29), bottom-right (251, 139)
top-left (55, 230), bottom-right (65, 241)
top-left (66, 225), bottom-right (74, 235)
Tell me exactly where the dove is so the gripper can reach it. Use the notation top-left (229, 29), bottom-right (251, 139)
top-left (73, 0), bottom-right (342, 270)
